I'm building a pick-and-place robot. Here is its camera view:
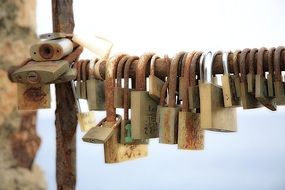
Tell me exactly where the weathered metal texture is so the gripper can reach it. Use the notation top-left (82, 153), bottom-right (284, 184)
top-left (104, 54), bottom-right (148, 163)
top-left (10, 111), bottom-right (41, 169)
top-left (247, 48), bottom-right (258, 93)
top-left (98, 49), bottom-right (285, 79)
top-left (52, 0), bottom-right (77, 189)
top-left (274, 46), bottom-right (285, 105)
top-left (267, 48), bottom-right (275, 97)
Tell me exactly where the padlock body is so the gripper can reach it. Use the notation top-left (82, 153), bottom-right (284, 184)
top-left (131, 91), bottom-right (158, 139)
top-left (86, 79), bottom-right (105, 110)
top-left (178, 77), bottom-right (184, 101)
top-left (247, 73), bottom-right (255, 94)
top-left (199, 83), bottom-right (237, 132)
top-left (188, 86), bottom-right (200, 111)
top-left (240, 82), bottom-right (260, 109)
top-left (80, 81), bottom-right (87, 99)
top-left (77, 111), bottom-right (96, 132)
top-left (221, 74), bottom-right (240, 107)
top-left (274, 81), bottom-right (285, 105)
top-left (178, 111), bottom-right (204, 150)
top-left (159, 106), bottom-right (180, 144)
top-left (149, 75), bottom-right (164, 101)
top-left (82, 122), bottom-right (115, 144)
top-left (114, 87), bottom-right (131, 108)
top-left (267, 73), bottom-right (275, 97)
top-left (234, 77), bottom-right (241, 98)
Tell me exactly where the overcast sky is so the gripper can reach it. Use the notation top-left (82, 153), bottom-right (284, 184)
top-left (35, 0), bottom-right (285, 189)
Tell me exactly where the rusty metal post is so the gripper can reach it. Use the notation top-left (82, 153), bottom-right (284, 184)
top-left (52, 0), bottom-right (77, 190)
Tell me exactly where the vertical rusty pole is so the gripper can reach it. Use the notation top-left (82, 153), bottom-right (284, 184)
top-left (52, 0), bottom-right (77, 190)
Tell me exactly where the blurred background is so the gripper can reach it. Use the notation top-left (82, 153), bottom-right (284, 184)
top-left (2, 0), bottom-right (285, 189)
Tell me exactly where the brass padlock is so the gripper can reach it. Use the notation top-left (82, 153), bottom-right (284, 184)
top-left (178, 53), bottom-right (187, 101)
top-left (30, 38), bottom-right (73, 61)
top-left (178, 52), bottom-right (204, 150)
top-left (114, 55), bottom-right (129, 108)
top-left (267, 47), bottom-right (275, 97)
top-left (104, 54), bottom-right (147, 163)
top-left (221, 51), bottom-right (240, 107)
top-left (159, 52), bottom-right (184, 144)
top-left (131, 53), bottom-right (159, 140)
top-left (239, 48), bottom-right (260, 109)
top-left (274, 46), bottom-right (285, 105)
top-left (86, 59), bottom-right (106, 110)
top-left (247, 48), bottom-right (258, 94)
top-left (149, 55), bottom-right (165, 101)
top-left (255, 47), bottom-right (277, 111)
top-left (11, 60), bottom-right (69, 84)
top-left (80, 60), bottom-right (88, 99)
top-left (121, 56), bottom-right (148, 144)
top-left (199, 51), bottom-right (237, 132)
top-left (188, 52), bottom-right (203, 112)
top-left (82, 115), bottom-right (122, 143)
top-left (233, 50), bottom-right (241, 99)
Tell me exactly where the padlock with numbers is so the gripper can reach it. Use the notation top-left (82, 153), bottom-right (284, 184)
top-left (178, 52), bottom-right (204, 150)
top-left (86, 59), bottom-right (106, 110)
top-left (159, 52), bottom-right (184, 144)
top-left (274, 46), bottom-right (285, 105)
top-left (121, 56), bottom-right (148, 144)
top-left (247, 48), bottom-right (258, 94)
top-left (131, 53), bottom-right (158, 140)
top-left (178, 52), bottom-right (187, 101)
top-left (114, 55), bottom-right (129, 108)
top-left (255, 47), bottom-right (277, 111)
top-left (221, 51), bottom-right (240, 107)
top-left (267, 48), bottom-right (275, 97)
top-left (149, 55), bottom-right (165, 101)
top-left (80, 60), bottom-right (88, 99)
top-left (239, 48), bottom-right (260, 109)
top-left (199, 51), bottom-right (237, 132)
top-left (104, 54), bottom-right (148, 163)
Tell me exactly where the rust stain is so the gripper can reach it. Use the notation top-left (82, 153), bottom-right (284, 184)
top-left (23, 86), bottom-right (46, 102)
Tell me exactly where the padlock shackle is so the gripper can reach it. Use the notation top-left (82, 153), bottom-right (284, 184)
top-left (76, 60), bottom-right (82, 85)
top-left (199, 53), bottom-right (206, 83)
top-left (87, 59), bottom-right (96, 80)
top-left (150, 55), bottom-right (160, 76)
top-left (268, 47), bottom-right (276, 77)
top-left (182, 52), bottom-right (196, 111)
top-left (160, 80), bottom-right (169, 106)
top-left (81, 60), bottom-right (89, 83)
top-left (189, 52), bottom-right (202, 87)
top-left (233, 50), bottom-right (241, 78)
top-left (124, 56), bottom-right (139, 120)
top-left (222, 51), bottom-right (230, 75)
top-left (249, 48), bottom-right (258, 75)
top-left (105, 54), bottom-right (127, 122)
top-left (168, 52), bottom-right (185, 107)
top-left (257, 47), bottom-right (267, 76)
top-left (274, 46), bottom-right (285, 82)
top-left (116, 55), bottom-right (129, 88)
top-left (202, 51), bottom-right (213, 83)
top-left (70, 80), bottom-right (81, 113)
top-left (94, 59), bottom-right (105, 80)
top-left (135, 53), bottom-right (155, 91)
top-left (179, 53), bottom-right (188, 77)
top-left (239, 48), bottom-right (251, 82)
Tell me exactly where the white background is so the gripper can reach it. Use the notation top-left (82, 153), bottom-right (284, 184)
top-left (35, 0), bottom-right (285, 189)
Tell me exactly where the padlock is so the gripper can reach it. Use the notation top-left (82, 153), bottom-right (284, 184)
top-left (178, 52), bottom-right (204, 150)
top-left (131, 53), bottom-right (159, 140)
top-left (82, 114), bottom-right (122, 143)
top-left (17, 83), bottom-right (51, 110)
top-left (30, 38), bottom-right (73, 61)
top-left (53, 68), bottom-right (77, 83)
top-left (221, 51), bottom-right (240, 107)
top-left (70, 80), bottom-right (96, 132)
top-left (39, 32), bottom-right (73, 40)
top-left (86, 59), bottom-right (106, 110)
top-left (239, 48), bottom-right (260, 109)
top-left (149, 55), bottom-right (165, 101)
top-left (267, 48), bottom-right (275, 97)
top-left (159, 52), bottom-right (184, 144)
top-left (104, 54), bottom-right (147, 163)
top-left (114, 55), bottom-right (129, 108)
top-left (75, 60), bottom-right (82, 98)
top-left (247, 48), bottom-right (258, 94)
top-left (121, 56), bottom-right (148, 144)
top-left (255, 47), bottom-right (277, 111)
top-left (11, 60), bottom-right (69, 84)
top-left (274, 46), bottom-right (285, 105)
top-left (80, 60), bottom-right (88, 99)
top-left (233, 50), bottom-right (241, 99)
top-left (178, 52), bottom-right (187, 101)
top-left (156, 79), bottom-right (169, 131)
top-left (188, 52), bottom-right (203, 111)
top-left (199, 51), bottom-right (237, 132)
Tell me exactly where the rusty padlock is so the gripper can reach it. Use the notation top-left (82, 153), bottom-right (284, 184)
top-left (178, 52), bottom-right (204, 150)
top-left (247, 48), bottom-right (258, 94)
top-left (149, 55), bottom-right (165, 101)
top-left (255, 47), bottom-right (277, 111)
top-left (274, 46), bottom-right (285, 105)
top-left (233, 50), bottom-right (241, 99)
top-left (75, 60), bottom-right (82, 98)
top-left (267, 48), bottom-right (275, 97)
top-left (131, 53), bottom-right (159, 140)
top-left (80, 60), bottom-right (88, 99)
top-left (178, 52), bottom-right (187, 101)
top-left (199, 51), bottom-right (237, 132)
top-left (104, 54), bottom-right (148, 163)
top-left (114, 55), bottom-right (129, 108)
top-left (239, 48), bottom-right (260, 109)
top-left (159, 52), bottom-right (184, 144)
